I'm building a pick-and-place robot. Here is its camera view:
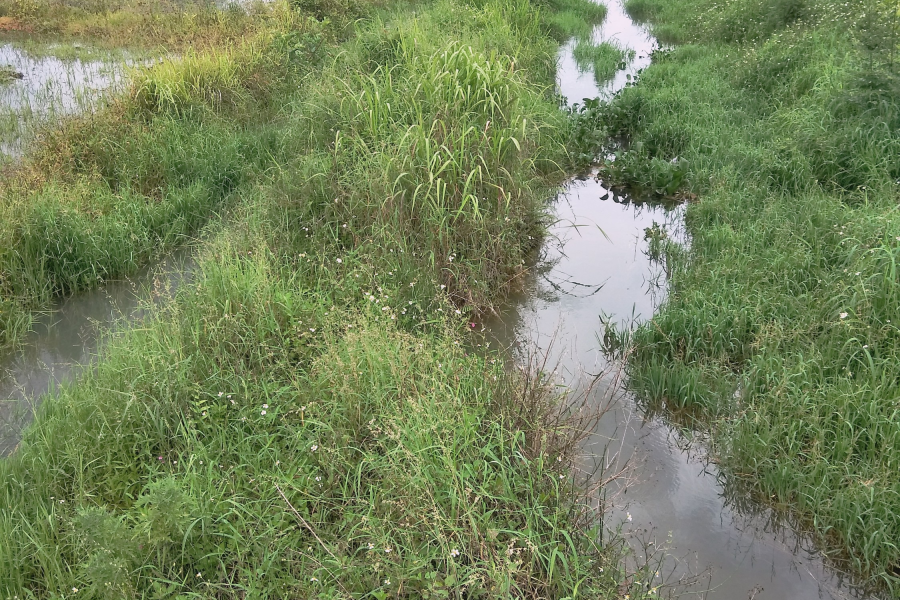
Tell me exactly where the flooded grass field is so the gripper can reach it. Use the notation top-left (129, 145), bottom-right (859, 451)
top-left (0, 43), bottom-right (130, 159)
top-left (1, 0), bottom-right (898, 596)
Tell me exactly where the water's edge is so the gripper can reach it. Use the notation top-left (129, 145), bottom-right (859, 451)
top-left (487, 1), bottom-right (878, 598)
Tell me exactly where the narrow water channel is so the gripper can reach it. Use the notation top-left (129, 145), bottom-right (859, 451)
top-left (488, 1), bottom-right (879, 598)
top-left (0, 250), bottom-right (195, 455)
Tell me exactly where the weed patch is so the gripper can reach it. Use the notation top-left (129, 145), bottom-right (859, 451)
top-left (573, 39), bottom-right (633, 84)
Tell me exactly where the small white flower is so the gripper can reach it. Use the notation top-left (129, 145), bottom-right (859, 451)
top-left (440, 284), bottom-right (446, 289)
top-left (263, 404), bottom-right (269, 409)
top-left (218, 392), bottom-right (224, 397)
top-left (311, 445), bottom-right (318, 452)
top-left (385, 547), bottom-right (392, 553)
top-left (261, 410), bottom-right (267, 415)
top-left (626, 512), bottom-right (633, 522)
top-left (316, 476), bottom-right (322, 481)
top-left (72, 589), bottom-right (78, 593)
top-left (384, 579), bottom-right (391, 585)
top-left (840, 312), bottom-right (849, 319)
top-left (310, 328), bottom-right (316, 332)
top-left (310, 576), bottom-right (318, 582)
top-left (450, 548), bottom-right (460, 557)
top-left (368, 542), bottom-right (375, 550)
top-left (336, 258), bottom-right (343, 263)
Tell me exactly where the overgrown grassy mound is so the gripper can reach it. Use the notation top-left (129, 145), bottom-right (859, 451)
top-left (608, 0), bottom-right (900, 589)
top-left (0, 0), bottom-right (641, 596)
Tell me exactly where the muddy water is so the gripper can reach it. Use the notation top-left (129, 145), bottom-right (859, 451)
top-left (0, 44), bottom-right (131, 158)
top-left (0, 250), bottom-right (196, 456)
top-left (488, 2), bottom-right (877, 598)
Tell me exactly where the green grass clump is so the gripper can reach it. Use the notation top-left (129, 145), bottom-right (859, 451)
top-left (0, 0), bottom-right (299, 53)
top-left (573, 39), bottom-right (633, 84)
top-left (0, 64), bottom-right (20, 83)
top-left (0, 7), bottom-right (339, 347)
top-left (0, 228), bottom-right (620, 596)
top-left (604, 0), bottom-right (900, 588)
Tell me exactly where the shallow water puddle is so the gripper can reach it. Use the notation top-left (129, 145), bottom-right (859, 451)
top-left (488, 176), bottom-right (867, 599)
top-left (0, 43), bottom-right (131, 158)
top-left (487, 1), bottom-right (881, 597)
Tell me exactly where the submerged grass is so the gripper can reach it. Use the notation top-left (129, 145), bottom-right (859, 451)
top-left (606, 0), bottom-right (900, 589)
top-left (0, 63), bottom-right (20, 82)
top-left (0, 0), bottom-right (649, 596)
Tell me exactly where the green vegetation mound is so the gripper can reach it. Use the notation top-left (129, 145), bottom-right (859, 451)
top-left (0, 0), bottom-right (649, 597)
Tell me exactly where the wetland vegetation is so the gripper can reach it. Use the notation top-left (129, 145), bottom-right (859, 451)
top-left (4, 0), bottom-right (899, 593)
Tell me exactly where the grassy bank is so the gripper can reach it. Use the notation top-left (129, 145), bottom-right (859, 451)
top-left (0, 0), bottom-right (652, 597)
top-left (605, 0), bottom-right (900, 589)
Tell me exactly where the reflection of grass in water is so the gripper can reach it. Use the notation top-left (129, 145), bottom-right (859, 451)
top-left (572, 39), bottom-right (633, 84)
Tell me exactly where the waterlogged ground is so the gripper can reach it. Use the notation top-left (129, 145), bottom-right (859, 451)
top-left (488, 1), bottom-right (883, 598)
top-left (0, 43), bottom-right (132, 158)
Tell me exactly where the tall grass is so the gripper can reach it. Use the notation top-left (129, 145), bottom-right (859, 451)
top-left (605, 0), bottom-right (900, 589)
top-left (0, 223), bottom-right (623, 596)
top-left (0, 4), bottom-right (327, 347)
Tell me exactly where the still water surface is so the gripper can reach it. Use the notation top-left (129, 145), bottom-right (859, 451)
top-left (0, 44), bottom-right (131, 157)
